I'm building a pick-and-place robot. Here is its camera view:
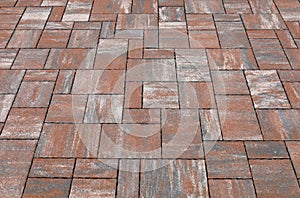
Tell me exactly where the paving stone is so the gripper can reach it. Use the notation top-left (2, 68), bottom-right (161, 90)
top-left (276, 30), bottom-right (297, 48)
top-left (41, 0), bottom-right (68, 6)
top-left (74, 159), bottom-right (118, 178)
top-left (0, 70), bottom-right (25, 94)
top-left (92, 0), bottom-right (132, 14)
top-left (209, 179), bottom-right (256, 198)
top-left (144, 29), bottom-right (158, 48)
top-left (247, 30), bottom-right (277, 39)
top-left (90, 13), bottom-right (117, 22)
top-left (186, 14), bottom-right (215, 30)
top-left (279, 70), bottom-right (300, 82)
top-left (140, 160), bottom-right (209, 197)
top-left (84, 95), bottom-right (124, 123)
top-left (0, 30), bottom-right (13, 48)
top-left (69, 179), bottom-right (116, 197)
top-left (284, 82), bottom-right (300, 108)
top-left (286, 141), bottom-right (300, 178)
top-left (0, 12), bottom-right (21, 30)
top-left (7, 30), bottom-right (42, 48)
top-left (23, 178), bottom-right (71, 198)
top-left (68, 30), bottom-right (100, 48)
top-left (179, 82), bottom-right (216, 109)
top-left (124, 82), bottom-right (142, 109)
top-left (143, 82), bottom-right (179, 109)
top-left (285, 49), bottom-right (300, 69)
top-left (249, 0), bottom-right (279, 14)
top-left (126, 59), bottom-right (176, 82)
top-left (115, 30), bottom-right (144, 39)
top-left (12, 49), bottom-right (49, 69)
top-left (216, 95), bottom-right (262, 140)
top-left (122, 109), bottom-right (160, 124)
top-left (159, 29), bottom-right (189, 48)
top-left (54, 70), bottom-right (75, 94)
top-left (250, 160), bottom-right (300, 197)
top-left (17, 7), bottom-right (51, 29)
top-left (274, 0), bottom-right (300, 21)
top-left (73, 21), bottom-right (102, 29)
top-left (211, 71), bottom-right (249, 94)
top-left (216, 22), bottom-right (250, 48)
top-left (23, 70), bottom-right (58, 81)
top-left (246, 70), bottom-right (290, 109)
top-left (257, 110), bottom-right (300, 140)
top-left (213, 13), bottom-right (241, 22)
top-left (48, 6), bottom-right (65, 22)
top-left (62, 0), bottom-right (93, 21)
top-left (189, 30), bottom-right (220, 48)
top-left (35, 124), bottom-right (101, 157)
top-left (0, 49), bottom-right (18, 69)
top-left (208, 51), bottom-right (236, 69)
top-left (29, 158), bottom-right (75, 178)
top-left (204, 141), bottom-right (251, 178)
top-left (16, 0), bottom-right (42, 6)
top-left (45, 22), bottom-right (74, 30)
top-left (133, 0), bottom-right (158, 14)
top-left (95, 39), bottom-right (128, 69)
top-left (286, 22), bottom-right (300, 39)
top-left (38, 30), bottom-right (71, 48)
top-left (0, 95), bottom-right (14, 122)
top-left (0, 140), bottom-right (36, 197)
top-left (144, 49), bottom-right (174, 59)
top-left (117, 159), bottom-right (140, 198)
top-left (162, 109), bottom-right (203, 158)
top-left (159, 0), bottom-right (184, 7)
top-left (72, 70), bottom-right (125, 94)
top-left (243, 14), bottom-right (287, 29)
top-left (100, 22), bottom-right (116, 38)
top-left (185, 0), bottom-right (225, 14)
top-left (14, 82), bottom-right (54, 107)
top-left (45, 49), bottom-right (96, 69)
top-left (1, 108), bottom-right (46, 139)
top-left (159, 7), bottom-right (185, 22)
top-left (46, 95), bottom-right (87, 123)
top-left (224, 0), bottom-right (252, 14)
top-left (117, 14), bottom-right (158, 30)
top-left (128, 40), bottom-right (143, 59)
top-left (200, 109), bottom-right (222, 141)
top-left (245, 141), bottom-right (289, 159)
top-left (99, 124), bottom-right (161, 158)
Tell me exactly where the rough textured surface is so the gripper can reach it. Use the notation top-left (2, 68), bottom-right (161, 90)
top-left (0, 0), bottom-right (300, 197)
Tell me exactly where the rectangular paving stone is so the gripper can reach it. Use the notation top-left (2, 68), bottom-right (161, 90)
top-left (250, 160), bottom-right (300, 197)
top-left (285, 49), bottom-right (300, 69)
top-left (144, 49), bottom-right (174, 59)
top-left (286, 22), bottom-right (300, 39)
top-left (29, 158), bottom-right (75, 178)
top-left (247, 29), bottom-right (277, 39)
top-left (224, 0), bottom-right (252, 14)
top-left (73, 21), bottom-right (102, 29)
top-left (84, 95), bottom-right (123, 123)
top-left (23, 178), bottom-right (71, 198)
top-left (189, 30), bottom-right (220, 48)
top-left (17, 7), bottom-right (51, 29)
top-left (286, 141), bottom-right (300, 178)
top-left (74, 159), bottom-right (118, 178)
top-left (0, 49), bottom-right (18, 69)
top-left (46, 95), bottom-right (87, 123)
top-left (186, 14), bottom-right (215, 30)
top-left (0, 95), bottom-right (14, 122)
top-left (122, 109), bottom-right (160, 124)
top-left (1, 108), bottom-right (46, 139)
top-left (200, 110), bottom-right (222, 141)
top-left (48, 6), bottom-right (65, 22)
top-left (95, 39), bottom-right (128, 69)
top-left (213, 13), bottom-right (241, 22)
top-left (62, 0), bottom-right (93, 21)
top-left (159, 29), bottom-right (189, 48)
top-left (279, 70), bottom-right (300, 82)
top-left (133, 0), bottom-right (158, 14)
top-left (179, 82), bottom-right (216, 109)
top-left (162, 110), bottom-right (203, 158)
top-left (216, 95), bottom-right (262, 140)
top-left (207, 49), bottom-right (258, 70)
top-left (68, 30), bottom-right (100, 48)
top-left (274, 0), bottom-right (300, 21)
top-left (144, 29), bottom-right (158, 48)
top-left (41, 0), bottom-right (68, 6)
top-left (92, 0), bottom-right (132, 14)
top-left (38, 30), bottom-right (71, 48)
top-left (204, 141), bottom-right (251, 178)
top-left (209, 179), bottom-right (256, 198)
top-left (23, 70), bottom-right (58, 82)
top-left (128, 39), bottom-right (143, 59)
top-left (35, 124), bottom-right (101, 158)
top-left (117, 14), bottom-right (158, 30)
top-left (284, 82), bottom-right (300, 108)
top-left (72, 70), bottom-right (125, 94)
top-left (14, 82), bottom-right (54, 107)
top-left (216, 22), bottom-right (250, 48)
top-left (0, 70), bottom-right (24, 94)
top-left (100, 22), bottom-right (116, 38)
top-left (249, 0), bottom-right (279, 14)
top-left (143, 82), bottom-right (179, 109)
top-left (246, 70), bottom-right (290, 108)
top-left (257, 110), bottom-right (300, 140)
top-left (126, 59), bottom-right (176, 82)
top-left (140, 160), bottom-right (209, 197)
top-left (276, 30), bottom-right (297, 48)
top-left (0, 12), bottom-right (21, 30)
top-left (0, 30), bottom-right (13, 48)
top-left (45, 22), bottom-right (73, 30)
top-left (211, 71), bottom-right (249, 94)
top-left (99, 124), bottom-right (161, 158)
top-left (115, 30), bottom-right (144, 39)
top-left (117, 159), bottom-right (140, 198)
top-left (54, 70), bottom-right (75, 94)
top-left (0, 140), bottom-right (36, 197)
top-left (70, 179), bottom-right (116, 198)
top-left (242, 14), bottom-right (287, 29)
top-left (45, 49), bottom-right (96, 69)
top-left (124, 82), bottom-right (142, 109)
top-left (12, 49), bottom-right (49, 69)
top-left (159, 7), bottom-right (185, 22)
top-left (245, 141), bottom-right (289, 159)
top-left (7, 30), bottom-right (42, 48)
top-left (159, 0), bottom-right (184, 6)
top-left (250, 39), bottom-right (290, 69)
top-left (185, 0), bottom-right (225, 14)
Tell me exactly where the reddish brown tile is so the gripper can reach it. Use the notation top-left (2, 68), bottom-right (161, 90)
top-left (12, 49), bottom-right (49, 69)
top-left (200, 109), bottom-right (222, 141)
top-left (243, 14), bottom-right (286, 29)
top-left (124, 82), bottom-right (142, 109)
top-left (7, 30), bottom-right (41, 48)
top-left (38, 30), bottom-right (71, 48)
top-left (279, 70), bottom-right (300, 82)
top-left (245, 141), bottom-right (289, 159)
top-left (159, 7), bottom-right (184, 22)
top-left (122, 109), bottom-right (160, 124)
top-left (0, 95), bottom-right (14, 122)
top-left (68, 30), bottom-right (100, 48)
top-left (0, 49), bottom-right (18, 69)
top-left (224, 0), bottom-right (252, 13)
top-left (144, 49), bottom-right (174, 59)
top-left (189, 30), bottom-right (220, 48)
top-left (92, 0), bottom-right (132, 14)
top-left (185, 0), bottom-right (225, 14)
top-left (276, 30), bottom-right (297, 48)
top-left (284, 82), bottom-right (300, 108)
top-left (285, 49), bottom-right (300, 69)
top-left (186, 14), bottom-right (214, 30)
top-left (70, 179), bottom-right (116, 197)
top-left (117, 14), bottom-right (158, 30)
top-left (62, 0), bottom-right (93, 21)
top-left (23, 70), bottom-right (58, 82)
top-left (54, 70), bottom-right (75, 94)
top-left (247, 30), bottom-right (277, 39)
top-left (48, 6), bottom-right (65, 22)
top-left (128, 39), bottom-right (143, 59)
top-left (0, 70), bottom-right (24, 94)
top-left (0, 30), bottom-right (13, 48)
top-left (286, 141), bottom-right (300, 178)
top-left (160, 29), bottom-right (189, 48)
top-left (133, 0), bottom-right (158, 14)
top-left (17, 7), bottom-right (51, 29)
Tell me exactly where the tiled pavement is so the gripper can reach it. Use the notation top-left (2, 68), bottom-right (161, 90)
top-left (0, 0), bottom-right (300, 198)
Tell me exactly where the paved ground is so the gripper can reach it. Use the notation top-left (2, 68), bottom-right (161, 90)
top-left (0, 0), bottom-right (300, 197)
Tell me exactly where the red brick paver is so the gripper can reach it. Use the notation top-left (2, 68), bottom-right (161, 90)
top-left (0, 0), bottom-right (300, 197)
